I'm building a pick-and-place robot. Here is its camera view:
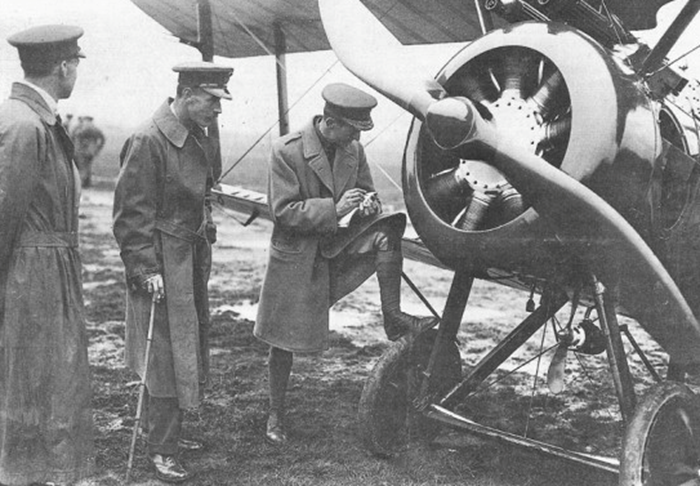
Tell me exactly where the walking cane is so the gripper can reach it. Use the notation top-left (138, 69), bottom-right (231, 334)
top-left (126, 293), bottom-right (158, 483)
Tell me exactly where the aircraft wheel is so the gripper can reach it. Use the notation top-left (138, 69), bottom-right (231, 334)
top-left (358, 329), bottom-right (461, 457)
top-left (619, 381), bottom-right (700, 486)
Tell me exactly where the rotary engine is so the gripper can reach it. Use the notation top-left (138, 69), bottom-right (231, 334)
top-left (402, 22), bottom-right (664, 276)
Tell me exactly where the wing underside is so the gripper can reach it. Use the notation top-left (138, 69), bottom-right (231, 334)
top-left (131, 0), bottom-right (486, 59)
top-left (131, 0), bottom-right (676, 60)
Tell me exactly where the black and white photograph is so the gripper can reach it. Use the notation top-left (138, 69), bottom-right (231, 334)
top-left (2, 1), bottom-right (700, 484)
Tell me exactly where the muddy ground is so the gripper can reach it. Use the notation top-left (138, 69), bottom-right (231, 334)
top-left (74, 185), bottom-right (669, 485)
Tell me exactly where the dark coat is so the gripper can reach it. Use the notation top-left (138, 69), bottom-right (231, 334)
top-left (254, 117), bottom-right (403, 352)
top-left (113, 99), bottom-right (216, 408)
top-left (0, 83), bottom-right (94, 485)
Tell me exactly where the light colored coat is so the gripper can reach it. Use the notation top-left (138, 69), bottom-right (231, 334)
top-left (113, 100), bottom-right (216, 408)
top-left (254, 117), bottom-right (403, 352)
top-left (0, 83), bottom-right (94, 485)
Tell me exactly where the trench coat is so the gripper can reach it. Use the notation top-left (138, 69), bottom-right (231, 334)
top-left (0, 83), bottom-right (94, 485)
top-left (113, 100), bottom-right (216, 408)
top-left (254, 117), bottom-right (404, 352)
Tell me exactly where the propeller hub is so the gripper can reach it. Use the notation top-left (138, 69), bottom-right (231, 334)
top-left (425, 97), bottom-right (482, 150)
top-left (489, 95), bottom-right (541, 156)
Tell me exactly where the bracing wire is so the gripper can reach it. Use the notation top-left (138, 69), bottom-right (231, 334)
top-left (216, 59), bottom-right (340, 183)
top-left (648, 42), bottom-right (700, 78)
top-left (524, 322), bottom-right (549, 438)
top-left (212, 0), bottom-right (409, 190)
top-left (599, 0), bottom-right (623, 47)
top-left (211, 4), bottom-right (342, 184)
top-left (363, 111), bottom-right (410, 193)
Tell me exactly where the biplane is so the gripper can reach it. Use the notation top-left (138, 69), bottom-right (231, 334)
top-left (133, 0), bottom-right (700, 484)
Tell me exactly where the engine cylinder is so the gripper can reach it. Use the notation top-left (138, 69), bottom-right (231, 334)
top-left (403, 22), bottom-right (659, 275)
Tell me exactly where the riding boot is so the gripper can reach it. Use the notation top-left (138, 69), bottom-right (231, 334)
top-left (266, 347), bottom-right (292, 444)
top-left (376, 250), bottom-right (439, 341)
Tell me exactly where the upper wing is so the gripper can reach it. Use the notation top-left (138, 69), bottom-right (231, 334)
top-left (130, 0), bottom-right (486, 59)
top-left (131, 0), bottom-right (677, 59)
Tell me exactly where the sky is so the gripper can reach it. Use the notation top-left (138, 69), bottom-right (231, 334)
top-left (0, 0), bottom-right (450, 175)
top-left (0, 0), bottom-right (444, 130)
top-left (1, 0), bottom-right (699, 172)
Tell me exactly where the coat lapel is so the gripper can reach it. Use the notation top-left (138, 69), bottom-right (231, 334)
top-left (332, 145), bottom-right (358, 196)
top-left (10, 83), bottom-right (75, 160)
top-left (154, 98), bottom-right (189, 149)
top-left (302, 119), bottom-right (335, 196)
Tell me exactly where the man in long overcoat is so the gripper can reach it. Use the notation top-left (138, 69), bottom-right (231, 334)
top-left (0, 25), bottom-right (94, 485)
top-left (254, 83), bottom-right (438, 444)
top-left (113, 61), bottom-right (232, 483)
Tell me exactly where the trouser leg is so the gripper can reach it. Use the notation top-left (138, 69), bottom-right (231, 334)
top-left (146, 392), bottom-right (183, 456)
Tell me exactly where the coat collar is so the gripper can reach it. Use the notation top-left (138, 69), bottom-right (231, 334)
top-left (154, 98), bottom-right (189, 148)
top-left (301, 116), bottom-right (358, 198)
top-left (9, 82), bottom-right (57, 126)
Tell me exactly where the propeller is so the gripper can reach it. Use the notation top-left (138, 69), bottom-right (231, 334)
top-left (318, 0), bottom-right (700, 364)
top-left (318, 0), bottom-right (445, 118)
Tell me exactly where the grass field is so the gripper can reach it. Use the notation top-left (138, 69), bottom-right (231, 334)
top-left (72, 184), bottom-right (639, 485)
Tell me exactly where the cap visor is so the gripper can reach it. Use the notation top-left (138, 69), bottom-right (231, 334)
top-left (344, 118), bottom-right (373, 131)
top-left (202, 87), bottom-right (232, 100)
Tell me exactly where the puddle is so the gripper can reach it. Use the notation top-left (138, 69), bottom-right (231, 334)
top-left (216, 300), bottom-right (516, 349)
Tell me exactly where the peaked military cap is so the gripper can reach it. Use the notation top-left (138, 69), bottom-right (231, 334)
top-left (173, 61), bottom-right (234, 100)
top-left (7, 25), bottom-right (85, 65)
top-left (322, 83), bottom-right (377, 131)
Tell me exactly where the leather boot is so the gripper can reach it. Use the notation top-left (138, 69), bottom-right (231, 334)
top-left (149, 453), bottom-right (192, 483)
top-left (383, 310), bottom-right (439, 341)
top-left (266, 410), bottom-right (288, 445)
top-left (376, 250), bottom-right (439, 341)
top-left (266, 347), bottom-right (291, 444)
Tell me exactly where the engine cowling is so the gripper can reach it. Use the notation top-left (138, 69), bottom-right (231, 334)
top-left (403, 22), bottom-right (660, 275)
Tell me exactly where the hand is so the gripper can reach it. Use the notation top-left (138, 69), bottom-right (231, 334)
top-left (335, 188), bottom-right (366, 218)
top-left (143, 274), bottom-right (165, 302)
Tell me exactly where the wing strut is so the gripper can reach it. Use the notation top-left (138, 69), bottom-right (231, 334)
top-left (197, 0), bottom-right (214, 61)
top-left (196, 0), bottom-right (223, 181)
top-left (274, 23), bottom-right (290, 136)
top-left (642, 0), bottom-right (700, 76)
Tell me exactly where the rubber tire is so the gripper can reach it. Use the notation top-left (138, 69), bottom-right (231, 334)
top-left (619, 381), bottom-right (700, 486)
top-left (358, 330), bottom-right (461, 457)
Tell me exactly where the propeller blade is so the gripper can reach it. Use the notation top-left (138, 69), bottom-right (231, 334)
top-left (423, 93), bottom-right (700, 364)
top-left (318, 0), bottom-right (445, 118)
top-left (547, 343), bottom-right (568, 394)
top-left (319, 0), bottom-right (700, 366)
top-left (489, 138), bottom-right (700, 365)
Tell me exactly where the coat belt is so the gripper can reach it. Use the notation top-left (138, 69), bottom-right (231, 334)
top-left (15, 231), bottom-right (78, 248)
top-left (155, 218), bottom-right (206, 244)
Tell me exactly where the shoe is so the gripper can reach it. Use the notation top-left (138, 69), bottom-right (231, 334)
top-left (265, 412), bottom-right (288, 445)
top-left (178, 437), bottom-right (204, 452)
top-left (384, 313), bottom-right (439, 341)
top-left (149, 453), bottom-right (193, 483)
